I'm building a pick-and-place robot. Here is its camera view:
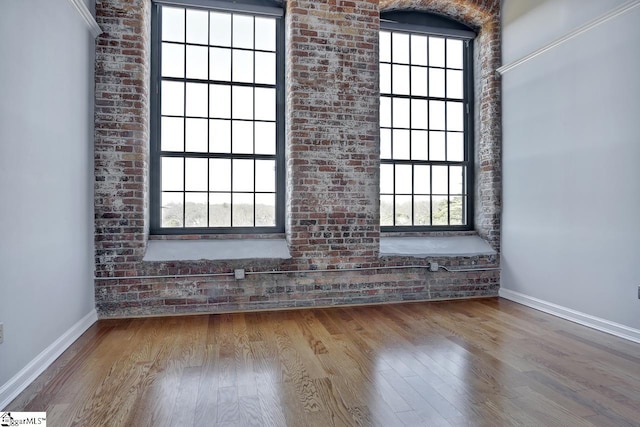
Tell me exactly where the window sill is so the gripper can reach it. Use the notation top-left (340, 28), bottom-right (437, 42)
top-left (379, 235), bottom-right (496, 258)
top-left (143, 238), bottom-right (291, 262)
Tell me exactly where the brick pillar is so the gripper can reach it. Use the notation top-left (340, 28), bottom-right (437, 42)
top-left (286, 0), bottom-right (381, 269)
top-left (94, 0), bottom-right (150, 278)
top-left (474, 17), bottom-right (502, 251)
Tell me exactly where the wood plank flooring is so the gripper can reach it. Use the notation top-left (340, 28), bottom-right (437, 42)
top-left (7, 298), bottom-right (640, 426)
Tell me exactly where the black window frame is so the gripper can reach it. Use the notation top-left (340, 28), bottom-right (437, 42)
top-left (150, 0), bottom-right (285, 235)
top-left (380, 11), bottom-right (475, 232)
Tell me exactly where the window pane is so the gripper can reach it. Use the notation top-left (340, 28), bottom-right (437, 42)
top-left (411, 99), bottom-right (428, 130)
top-left (429, 131), bottom-right (445, 161)
top-left (162, 81), bottom-right (184, 116)
top-left (432, 196), bottom-right (448, 225)
top-left (255, 160), bottom-right (276, 192)
top-left (233, 14), bottom-right (253, 49)
top-left (232, 121), bottom-right (253, 154)
top-left (186, 9), bottom-right (208, 44)
top-left (411, 66), bottom-right (427, 97)
top-left (161, 117), bottom-right (184, 152)
top-left (380, 31), bottom-right (391, 63)
top-left (380, 129), bottom-right (392, 159)
top-left (209, 193), bottom-right (231, 226)
top-left (185, 192), bottom-right (207, 227)
top-left (256, 194), bottom-right (276, 226)
top-left (210, 85), bottom-right (231, 118)
top-left (232, 86), bottom-right (253, 119)
top-left (393, 98), bottom-right (410, 128)
top-left (392, 64), bottom-right (409, 95)
top-left (429, 100), bottom-right (445, 130)
top-left (232, 49), bottom-right (254, 83)
top-left (162, 157), bottom-right (183, 191)
top-left (380, 63), bottom-right (391, 94)
top-left (447, 101), bottom-right (464, 132)
top-left (432, 166), bottom-right (448, 194)
top-left (395, 195), bottom-right (412, 225)
top-left (411, 130), bottom-right (428, 161)
top-left (411, 34), bottom-right (427, 66)
top-left (255, 17), bottom-right (276, 51)
top-left (429, 68), bottom-right (445, 98)
top-left (429, 37), bottom-right (445, 67)
top-left (380, 97), bottom-right (391, 128)
top-left (162, 7), bottom-right (184, 43)
top-left (414, 165), bottom-right (430, 194)
top-left (185, 158), bottom-right (208, 191)
top-left (392, 129), bottom-right (410, 160)
top-left (392, 32), bottom-right (409, 64)
top-left (186, 82), bottom-right (208, 117)
top-left (395, 164), bottom-right (412, 194)
top-left (233, 159), bottom-right (254, 191)
top-left (233, 193), bottom-right (254, 226)
top-left (210, 158), bottom-right (231, 191)
top-left (378, 28), bottom-right (469, 229)
top-left (255, 122), bottom-right (276, 155)
top-left (162, 43), bottom-right (184, 78)
top-left (447, 132), bottom-right (464, 161)
top-left (156, 5), bottom-right (281, 232)
top-left (447, 39), bottom-right (463, 69)
top-left (447, 69), bottom-right (464, 99)
top-left (450, 196), bottom-right (465, 225)
top-left (380, 164), bottom-right (393, 194)
top-left (255, 52), bottom-right (275, 85)
top-left (255, 88), bottom-right (275, 121)
top-left (186, 45), bottom-right (208, 80)
top-left (185, 118), bottom-right (208, 152)
top-left (209, 119), bottom-right (230, 153)
top-left (162, 192), bottom-right (183, 227)
top-left (210, 48), bottom-right (231, 81)
top-left (414, 196), bottom-right (430, 225)
top-left (210, 12), bottom-right (231, 47)
top-left (380, 195), bottom-right (394, 226)
top-left (450, 166), bottom-right (464, 195)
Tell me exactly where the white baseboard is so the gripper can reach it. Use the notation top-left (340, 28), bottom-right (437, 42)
top-left (0, 309), bottom-right (98, 410)
top-left (499, 288), bottom-right (640, 344)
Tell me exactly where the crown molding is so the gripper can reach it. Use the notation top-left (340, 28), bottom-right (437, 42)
top-left (67, 0), bottom-right (102, 38)
top-left (498, 0), bottom-right (640, 75)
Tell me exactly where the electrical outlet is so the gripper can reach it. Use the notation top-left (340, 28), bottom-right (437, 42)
top-left (234, 269), bottom-right (246, 280)
top-left (429, 262), bottom-right (439, 272)
top-left (0, 323), bottom-right (4, 344)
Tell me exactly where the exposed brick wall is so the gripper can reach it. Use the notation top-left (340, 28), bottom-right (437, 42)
top-left (94, 0), bottom-right (502, 318)
top-left (286, 0), bottom-right (381, 270)
top-left (95, 0), bottom-right (150, 278)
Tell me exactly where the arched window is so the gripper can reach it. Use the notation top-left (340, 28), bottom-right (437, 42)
top-left (379, 11), bottom-right (475, 230)
top-left (150, 0), bottom-right (285, 234)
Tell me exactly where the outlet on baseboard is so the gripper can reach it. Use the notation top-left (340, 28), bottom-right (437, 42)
top-left (0, 322), bottom-right (4, 344)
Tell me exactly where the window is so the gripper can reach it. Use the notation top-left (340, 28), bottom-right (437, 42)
top-left (379, 12), bottom-right (475, 231)
top-left (150, 0), bottom-right (284, 234)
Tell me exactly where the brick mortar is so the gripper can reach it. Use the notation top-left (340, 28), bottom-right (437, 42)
top-left (94, 0), bottom-right (502, 317)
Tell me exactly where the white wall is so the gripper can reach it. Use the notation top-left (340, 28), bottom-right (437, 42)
top-left (501, 0), bottom-right (640, 331)
top-left (0, 0), bottom-right (96, 393)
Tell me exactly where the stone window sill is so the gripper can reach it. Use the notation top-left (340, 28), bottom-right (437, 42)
top-left (143, 238), bottom-right (291, 262)
top-left (379, 235), bottom-right (496, 258)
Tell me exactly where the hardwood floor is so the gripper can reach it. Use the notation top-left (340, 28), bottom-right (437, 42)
top-left (7, 298), bottom-right (640, 426)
